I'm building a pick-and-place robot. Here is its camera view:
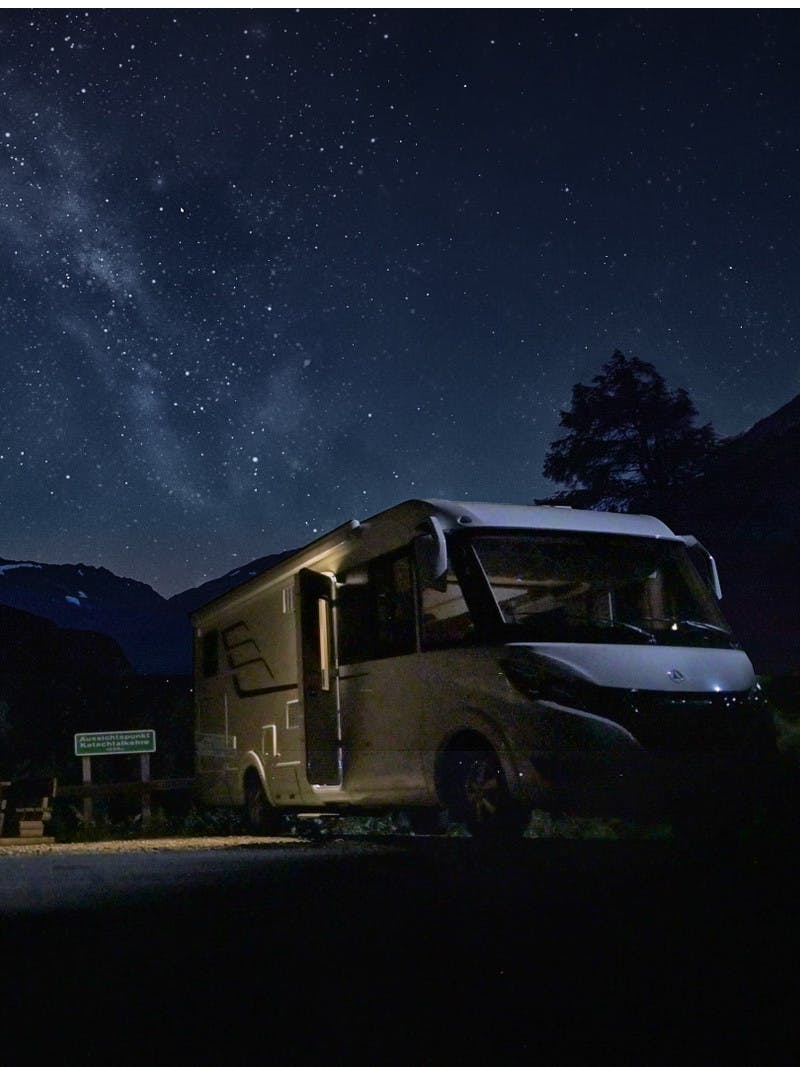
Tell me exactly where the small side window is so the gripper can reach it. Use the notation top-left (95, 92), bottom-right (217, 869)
top-left (202, 630), bottom-right (219, 677)
top-left (373, 554), bottom-right (416, 658)
top-left (337, 582), bottom-right (374, 665)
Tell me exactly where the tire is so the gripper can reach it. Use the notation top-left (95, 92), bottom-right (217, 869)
top-left (445, 746), bottom-right (528, 842)
top-left (243, 772), bottom-right (284, 835)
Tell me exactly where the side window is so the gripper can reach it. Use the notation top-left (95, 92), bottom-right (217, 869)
top-left (421, 571), bottom-right (473, 649)
top-left (337, 579), bottom-right (374, 664)
top-left (201, 630), bottom-right (219, 678)
top-left (337, 552), bottom-right (417, 663)
top-left (373, 554), bottom-right (416, 658)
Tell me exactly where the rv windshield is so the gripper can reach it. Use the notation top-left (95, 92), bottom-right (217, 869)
top-left (467, 532), bottom-right (738, 649)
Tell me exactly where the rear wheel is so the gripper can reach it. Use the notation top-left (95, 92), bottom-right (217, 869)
top-left (243, 771), bottom-right (284, 835)
top-left (445, 746), bottom-right (528, 842)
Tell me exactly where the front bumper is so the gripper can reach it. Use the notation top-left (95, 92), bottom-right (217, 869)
top-left (522, 692), bottom-right (779, 821)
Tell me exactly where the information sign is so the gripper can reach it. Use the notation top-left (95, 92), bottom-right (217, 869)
top-left (74, 729), bottom-right (156, 757)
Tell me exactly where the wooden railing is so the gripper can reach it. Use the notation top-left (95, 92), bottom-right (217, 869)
top-left (57, 777), bottom-right (195, 828)
top-left (57, 778), bottom-right (194, 798)
top-left (0, 777), bottom-right (195, 841)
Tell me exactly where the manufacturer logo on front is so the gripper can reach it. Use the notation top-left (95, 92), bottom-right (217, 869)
top-left (667, 669), bottom-right (686, 684)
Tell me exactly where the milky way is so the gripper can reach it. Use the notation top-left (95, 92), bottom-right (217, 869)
top-left (1, 9), bottom-right (798, 594)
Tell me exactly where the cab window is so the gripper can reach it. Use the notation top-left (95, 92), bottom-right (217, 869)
top-left (421, 570), bottom-right (473, 649)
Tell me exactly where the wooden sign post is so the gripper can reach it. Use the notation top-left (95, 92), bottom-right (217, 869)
top-left (74, 730), bottom-right (157, 829)
top-left (82, 755), bottom-right (93, 827)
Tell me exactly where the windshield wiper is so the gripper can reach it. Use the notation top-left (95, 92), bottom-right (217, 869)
top-left (642, 616), bottom-right (732, 636)
top-left (599, 620), bottom-right (657, 643)
top-left (678, 619), bottom-right (732, 635)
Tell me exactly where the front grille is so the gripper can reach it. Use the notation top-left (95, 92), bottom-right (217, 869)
top-left (595, 688), bottom-right (772, 756)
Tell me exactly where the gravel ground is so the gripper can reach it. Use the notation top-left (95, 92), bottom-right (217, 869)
top-left (0, 834), bottom-right (300, 855)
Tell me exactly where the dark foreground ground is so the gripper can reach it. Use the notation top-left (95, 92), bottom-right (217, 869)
top-left (1, 833), bottom-right (799, 1063)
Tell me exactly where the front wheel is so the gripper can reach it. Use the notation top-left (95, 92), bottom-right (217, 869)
top-left (445, 747), bottom-right (529, 842)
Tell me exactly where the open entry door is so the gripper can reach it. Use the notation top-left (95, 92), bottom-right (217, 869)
top-left (299, 569), bottom-right (341, 785)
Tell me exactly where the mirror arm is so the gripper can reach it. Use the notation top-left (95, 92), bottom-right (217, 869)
top-left (415, 516), bottom-right (448, 591)
top-left (678, 534), bottom-right (723, 600)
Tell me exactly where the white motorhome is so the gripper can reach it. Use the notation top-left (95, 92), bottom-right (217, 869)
top-left (191, 498), bottom-right (775, 836)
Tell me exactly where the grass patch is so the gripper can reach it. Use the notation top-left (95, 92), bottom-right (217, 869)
top-left (525, 810), bottom-right (672, 840)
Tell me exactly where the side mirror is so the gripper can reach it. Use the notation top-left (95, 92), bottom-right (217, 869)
top-left (679, 535), bottom-right (723, 600)
top-left (414, 516), bottom-right (448, 592)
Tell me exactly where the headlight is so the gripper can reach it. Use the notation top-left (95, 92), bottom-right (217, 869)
top-left (500, 658), bottom-right (592, 711)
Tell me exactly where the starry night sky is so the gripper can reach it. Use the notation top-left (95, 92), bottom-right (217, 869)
top-left (1, 7), bottom-right (798, 595)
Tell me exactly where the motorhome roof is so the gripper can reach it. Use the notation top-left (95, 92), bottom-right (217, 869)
top-left (393, 498), bottom-right (675, 539)
top-left (190, 498), bottom-right (677, 626)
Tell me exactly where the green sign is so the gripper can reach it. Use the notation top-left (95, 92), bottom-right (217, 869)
top-left (74, 729), bottom-right (156, 757)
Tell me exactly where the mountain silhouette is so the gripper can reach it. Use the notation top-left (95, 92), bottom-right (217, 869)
top-left (0, 551), bottom-right (294, 674)
top-left (666, 393), bottom-right (800, 675)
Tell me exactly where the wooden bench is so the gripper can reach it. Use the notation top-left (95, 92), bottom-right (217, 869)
top-left (0, 776), bottom-right (57, 841)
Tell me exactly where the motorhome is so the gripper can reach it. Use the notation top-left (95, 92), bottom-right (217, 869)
top-left (191, 498), bottom-right (776, 837)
